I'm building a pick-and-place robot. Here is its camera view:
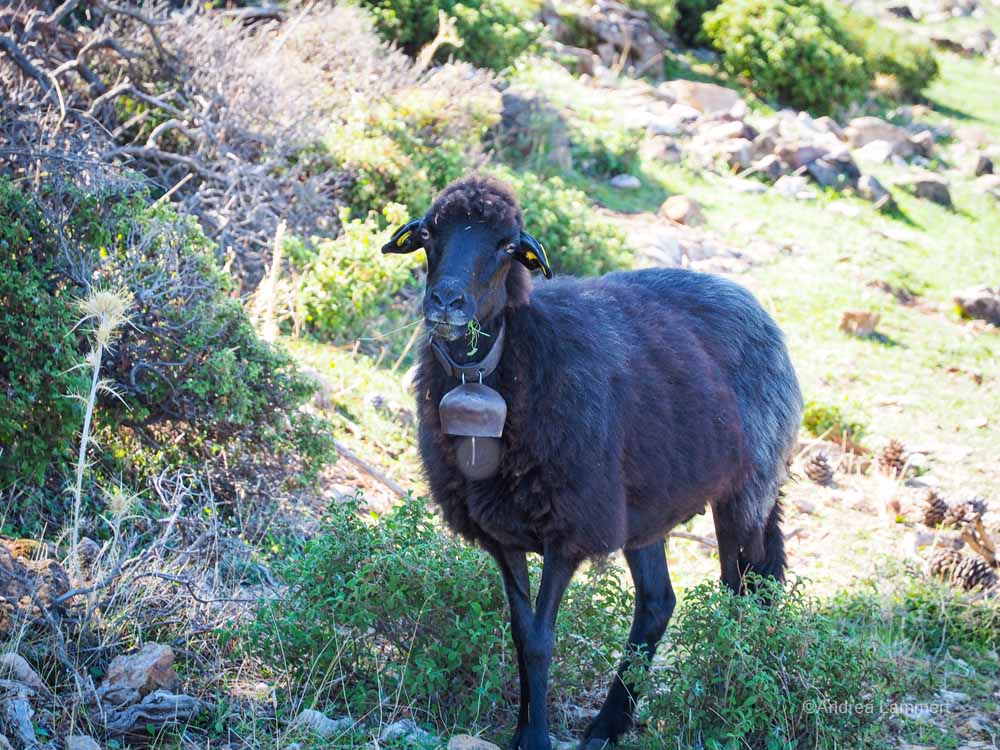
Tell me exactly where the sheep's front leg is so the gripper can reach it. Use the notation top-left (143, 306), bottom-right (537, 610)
top-left (489, 545), bottom-right (533, 750)
top-left (521, 546), bottom-right (580, 750)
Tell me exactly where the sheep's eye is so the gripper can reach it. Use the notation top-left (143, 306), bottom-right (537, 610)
top-left (501, 241), bottom-right (518, 255)
top-left (418, 227), bottom-right (431, 242)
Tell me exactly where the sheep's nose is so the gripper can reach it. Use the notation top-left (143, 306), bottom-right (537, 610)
top-left (430, 284), bottom-right (468, 311)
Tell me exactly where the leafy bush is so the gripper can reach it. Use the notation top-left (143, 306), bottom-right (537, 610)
top-left (245, 496), bottom-right (631, 728)
top-left (569, 120), bottom-right (642, 178)
top-left (802, 399), bottom-right (867, 444)
top-left (703, 0), bottom-right (869, 114)
top-left (295, 205), bottom-right (421, 340)
top-left (359, 0), bottom-right (542, 71)
top-left (0, 183), bottom-right (88, 484)
top-left (488, 166), bottom-right (631, 277)
top-left (0, 179), bottom-right (319, 488)
top-left (675, 0), bottom-right (720, 44)
top-left (328, 65), bottom-right (501, 218)
top-left (835, 10), bottom-right (939, 96)
top-left (640, 577), bottom-right (893, 748)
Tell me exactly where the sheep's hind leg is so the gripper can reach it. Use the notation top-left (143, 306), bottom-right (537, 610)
top-left (579, 541), bottom-right (675, 750)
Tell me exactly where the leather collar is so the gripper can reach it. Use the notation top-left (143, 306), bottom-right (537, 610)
top-left (430, 320), bottom-right (505, 381)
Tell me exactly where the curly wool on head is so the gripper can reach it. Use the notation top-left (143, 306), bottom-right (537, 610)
top-left (427, 174), bottom-right (524, 231)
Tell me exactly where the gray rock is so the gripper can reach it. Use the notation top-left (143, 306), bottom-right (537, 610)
top-left (447, 736), bottom-right (502, 750)
top-left (641, 136), bottom-right (682, 163)
top-left (974, 154), bottom-right (994, 176)
top-left (658, 80), bottom-right (744, 116)
top-left (909, 130), bottom-right (936, 157)
top-left (813, 115), bottom-right (845, 140)
top-left (751, 132), bottom-right (777, 159)
top-left (293, 709), bottom-right (353, 737)
top-left (648, 117), bottom-right (685, 136)
top-left (773, 175), bottom-right (815, 200)
top-left (65, 738), bottom-right (102, 750)
top-left (953, 285), bottom-right (1000, 324)
top-left (719, 138), bottom-right (753, 169)
top-left (775, 142), bottom-right (828, 169)
top-left (845, 117), bottom-right (915, 158)
top-left (752, 154), bottom-right (785, 181)
top-left (887, 3), bottom-right (916, 19)
top-left (609, 174), bottom-right (641, 190)
top-left (380, 719), bottom-right (437, 747)
top-left (807, 153), bottom-right (860, 189)
top-left (857, 175), bottom-right (895, 211)
top-left (731, 177), bottom-right (767, 194)
top-left (894, 172), bottom-right (952, 206)
top-left (853, 139), bottom-right (895, 164)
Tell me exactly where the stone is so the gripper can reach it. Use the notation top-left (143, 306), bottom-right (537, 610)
top-left (448, 736), bottom-right (502, 750)
top-left (773, 175), bottom-right (815, 200)
top-left (1, 699), bottom-right (33, 747)
top-left (845, 116), bottom-right (915, 157)
top-left (101, 690), bottom-right (201, 735)
top-left (660, 195), bottom-right (704, 226)
top-left (953, 286), bottom-right (1000, 324)
top-left (894, 172), bottom-right (952, 207)
top-left (609, 174), bottom-right (641, 190)
top-left (99, 643), bottom-right (180, 707)
top-left (910, 130), bottom-right (936, 157)
top-left (648, 117), bottom-right (685, 136)
top-left (293, 709), bottom-right (353, 737)
top-left (813, 115), bottom-right (845, 140)
top-left (658, 80), bottom-right (744, 116)
top-left (719, 138), bottom-right (753, 169)
top-left (887, 3), bottom-right (916, 18)
top-left (66, 737), bottom-right (102, 750)
top-left (641, 136), bottom-right (682, 163)
top-left (380, 719), bottom-right (437, 746)
top-left (701, 119), bottom-right (753, 142)
top-left (751, 132), bottom-right (777, 159)
top-left (752, 154), bottom-right (785, 181)
top-left (666, 102), bottom-right (702, 122)
top-left (807, 156), bottom-right (857, 189)
top-left (857, 175), bottom-right (894, 210)
top-left (0, 653), bottom-right (48, 695)
top-left (974, 155), bottom-right (994, 175)
top-left (839, 310), bottom-right (880, 336)
top-left (853, 139), bottom-right (895, 164)
top-left (775, 142), bottom-right (828, 169)
top-left (0, 545), bottom-right (70, 636)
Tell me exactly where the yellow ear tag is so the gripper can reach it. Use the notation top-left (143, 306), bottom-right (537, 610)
top-left (396, 230), bottom-right (412, 247)
top-left (525, 251), bottom-right (538, 262)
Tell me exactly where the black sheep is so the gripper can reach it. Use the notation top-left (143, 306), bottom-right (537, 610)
top-left (382, 175), bottom-right (802, 750)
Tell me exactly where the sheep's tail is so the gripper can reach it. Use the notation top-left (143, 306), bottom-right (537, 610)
top-left (739, 495), bottom-right (786, 585)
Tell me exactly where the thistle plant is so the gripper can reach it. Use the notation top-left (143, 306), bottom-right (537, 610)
top-left (69, 288), bottom-right (132, 580)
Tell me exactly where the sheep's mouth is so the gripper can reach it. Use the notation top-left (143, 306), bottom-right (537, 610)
top-left (427, 319), bottom-right (467, 341)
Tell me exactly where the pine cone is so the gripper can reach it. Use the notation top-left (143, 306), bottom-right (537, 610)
top-left (952, 555), bottom-right (998, 591)
top-left (944, 496), bottom-right (988, 528)
top-left (804, 452), bottom-right (834, 485)
top-left (929, 549), bottom-right (997, 591)
top-left (877, 438), bottom-right (906, 478)
top-left (928, 548), bottom-right (963, 579)
top-left (921, 489), bottom-right (949, 529)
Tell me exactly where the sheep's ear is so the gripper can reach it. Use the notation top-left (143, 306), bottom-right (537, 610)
top-left (517, 231), bottom-right (553, 279)
top-left (382, 219), bottom-right (425, 254)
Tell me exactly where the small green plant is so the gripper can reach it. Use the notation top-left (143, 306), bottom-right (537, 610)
top-left (638, 576), bottom-right (895, 748)
top-left (244, 496), bottom-right (632, 728)
top-left (359, 0), bottom-right (542, 71)
top-left (466, 318), bottom-right (490, 357)
top-left (835, 8), bottom-right (939, 96)
top-left (802, 399), bottom-right (867, 445)
top-left (704, 0), bottom-right (869, 114)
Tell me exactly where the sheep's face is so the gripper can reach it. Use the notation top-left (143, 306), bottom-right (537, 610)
top-left (382, 216), bottom-right (552, 343)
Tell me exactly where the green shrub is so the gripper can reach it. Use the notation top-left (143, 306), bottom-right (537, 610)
top-left (640, 577), bottom-right (893, 748)
top-left (358, 0), bottom-right (541, 71)
top-left (0, 180), bottom-right (319, 488)
top-left (488, 166), bottom-right (631, 277)
top-left (802, 399), bottom-right (866, 444)
top-left (703, 0), bottom-right (869, 114)
top-left (629, 0), bottom-right (680, 31)
top-left (244, 496), bottom-right (632, 728)
top-left (675, 0), bottom-right (720, 44)
top-left (0, 183), bottom-right (89, 484)
top-left (295, 205), bottom-right (421, 340)
top-left (569, 120), bottom-right (642, 179)
top-left (835, 9), bottom-right (939, 96)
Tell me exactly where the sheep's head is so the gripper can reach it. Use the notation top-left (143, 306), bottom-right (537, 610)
top-left (382, 175), bottom-right (552, 342)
